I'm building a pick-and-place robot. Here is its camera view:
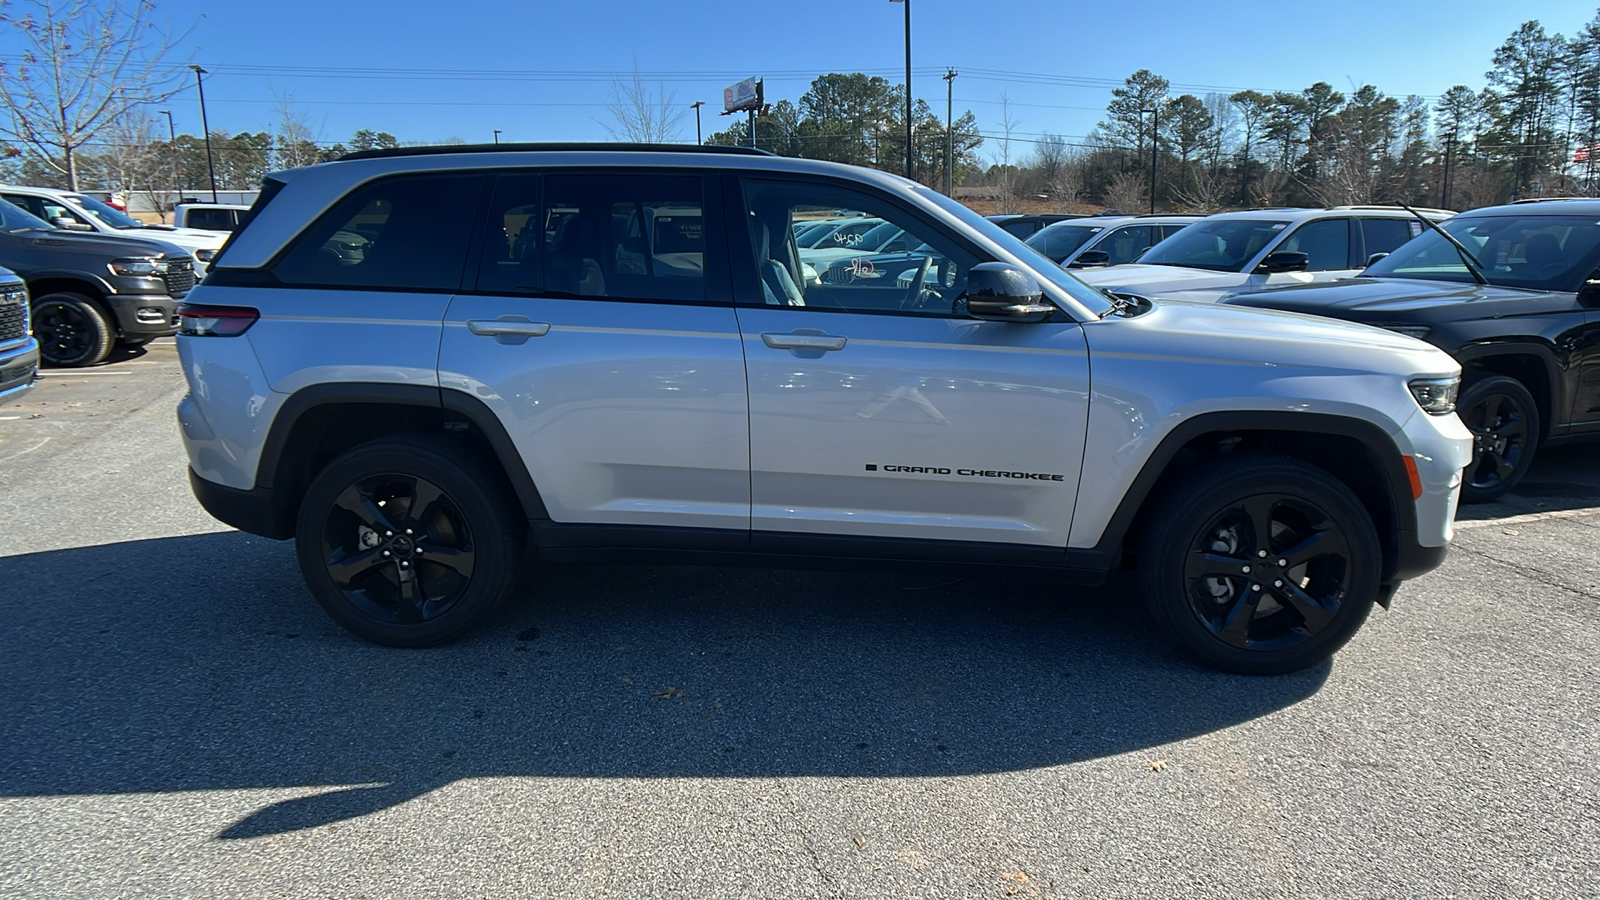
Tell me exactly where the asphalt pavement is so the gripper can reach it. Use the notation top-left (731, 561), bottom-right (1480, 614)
top-left (0, 340), bottom-right (1595, 899)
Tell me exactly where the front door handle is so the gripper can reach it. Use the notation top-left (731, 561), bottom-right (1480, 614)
top-left (760, 331), bottom-right (847, 352)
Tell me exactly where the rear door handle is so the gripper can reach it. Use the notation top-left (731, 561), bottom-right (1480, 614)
top-left (467, 318), bottom-right (551, 337)
top-left (760, 332), bottom-right (847, 351)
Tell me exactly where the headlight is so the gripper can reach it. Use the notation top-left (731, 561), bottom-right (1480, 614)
top-left (108, 257), bottom-right (169, 277)
top-left (1408, 376), bottom-right (1459, 415)
top-left (194, 248), bottom-right (217, 263)
top-left (1381, 324), bottom-right (1432, 340)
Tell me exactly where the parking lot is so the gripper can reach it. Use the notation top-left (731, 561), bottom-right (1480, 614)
top-left (0, 340), bottom-right (1595, 898)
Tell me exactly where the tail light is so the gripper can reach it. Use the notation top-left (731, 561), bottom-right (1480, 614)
top-left (178, 304), bottom-right (258, 336)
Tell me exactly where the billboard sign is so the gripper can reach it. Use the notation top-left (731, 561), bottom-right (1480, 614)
top-left (723, 77), bottom-right (762, 114)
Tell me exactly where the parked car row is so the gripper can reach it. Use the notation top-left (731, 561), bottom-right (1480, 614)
top-left (0, 186), bottom-right (199, 370)
top-left (1023, 200), bottom-right (1597, 503)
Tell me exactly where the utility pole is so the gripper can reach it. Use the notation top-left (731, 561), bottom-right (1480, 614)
top-left (1146, 106), bottom-right (1158, 214)
top-left (1441, 132), bottom-right (1456, 209)
top-left (189, 65), bottom-right (219, 202)
top-left (159, 110), bottom-right (178, 221)
top-left (493, 129), bottom-right (502, 144)
top-left (690, 101), bottom-right (705, 144)
top-left (943, 69), bottom-right (957, 195)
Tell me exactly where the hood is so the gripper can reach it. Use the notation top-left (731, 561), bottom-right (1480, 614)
top-left (115, 224), bottom-right (227, 248)
top-left (18, 228), bottom-right (189, 259)
top-left (1074, 263), bottom-right (1249, 294)
top-left (1220, 276), bottom-right (1552, 316)
top-left (1088, 298), bottom-right (1458, 382)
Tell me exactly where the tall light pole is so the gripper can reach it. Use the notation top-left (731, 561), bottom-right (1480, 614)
top-left (1441, 132), bottom-right (1456, 209)
top-left (493, 129), bottom-right (502, 144)
top-left (189, 65), bottom-right (218, 202)
top-left (159, 109), bottom-right (178, 220)
top-left (891, 0), bottom-right (912, 180)
top-left (942, 69), bottom-right (957, 195)
top-left (690, 101), bottom-right (705, 145)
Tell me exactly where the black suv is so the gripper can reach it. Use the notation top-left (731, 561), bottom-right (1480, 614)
top-left (1223, 199), bottom-right (1600, 502)
top-left (0, 198), bottom-right (195, 366)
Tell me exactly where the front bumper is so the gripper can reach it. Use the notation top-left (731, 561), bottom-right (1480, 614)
top-left (0, 337), bottom-right (40, 404)
top-left (1386, 405), bottom-right (1472, 583)
top-left (104, 293), bottom-right (180, 338)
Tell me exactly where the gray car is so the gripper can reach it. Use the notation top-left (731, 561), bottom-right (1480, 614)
top-left (0, 198), bottom-right (195, 367)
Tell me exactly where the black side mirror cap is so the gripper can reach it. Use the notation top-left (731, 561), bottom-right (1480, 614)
top-left (965, 262), bottom-right (1054, 323)
top-left (1256, 250), bottom-right (1310, 274)
top-left (1069, 249), bottom-right (1112, 268)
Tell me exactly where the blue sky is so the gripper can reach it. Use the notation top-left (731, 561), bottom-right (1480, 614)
top-left (16, 0), bottom-right (1599, 156)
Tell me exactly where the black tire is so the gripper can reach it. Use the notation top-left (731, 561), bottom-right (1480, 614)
top-left (1458, 374), bottom-right (1539, 504)
top-left (1138, 454), bottom-right (1381, 675)
top-left (294, 435), bottom-right (526, 647)
top-left (32, 293), bottom-right (114, 367)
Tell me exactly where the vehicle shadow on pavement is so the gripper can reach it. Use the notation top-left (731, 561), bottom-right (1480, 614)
top-left (0, 531), bottom-right (1327, 839)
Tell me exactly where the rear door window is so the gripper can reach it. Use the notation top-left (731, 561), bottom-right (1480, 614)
top-left (476, 171), bottom-right (713, 303)
top-left (1360, 218), bottom-right (1420, 262)
top-left (272, 173), bottom-right (484, 291)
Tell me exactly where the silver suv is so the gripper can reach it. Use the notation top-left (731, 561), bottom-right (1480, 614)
top-left (177, 144), bottom-right (1472, 674)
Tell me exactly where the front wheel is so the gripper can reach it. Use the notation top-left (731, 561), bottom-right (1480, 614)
top-left (294, 436), bottom-right (526, 647)
top-left (1138, 455), bottom-right (1380, 675)
top-left (1458, 374), bottom-right (1539, 504)
top-left (33, 293), bottom-right (114, 367)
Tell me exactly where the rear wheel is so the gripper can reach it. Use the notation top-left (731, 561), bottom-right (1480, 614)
top-left (1458, 374), bottom-right (1539, 504)
top-left (295, 435), bottom-right (526, 647)
top-left (33, 293), bottom-right (114, 367)
top-left (1139, 455), bottom-right (1380, 675)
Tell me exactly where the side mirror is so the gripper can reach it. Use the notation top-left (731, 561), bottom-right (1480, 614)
top-left (965, 262), bottom-right (1054, 323)
top-left (1069, 249), bottom-right (1112, 268)
top-left (1256, 250), bottom-right (1310, 274)
top-left (1366, 252), bottom-right (1389, 267)
top-left (1579, 268), bottom-right (1600, 308)
top-left (50, 216), bottom-right (91, 231)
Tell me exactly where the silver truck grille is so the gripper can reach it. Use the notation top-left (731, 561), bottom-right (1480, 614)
top-left (0, 287), bottom-right (28, 344)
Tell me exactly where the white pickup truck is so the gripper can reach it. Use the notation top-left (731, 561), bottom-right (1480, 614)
top-left (173, 203), bottom-right (251, 233)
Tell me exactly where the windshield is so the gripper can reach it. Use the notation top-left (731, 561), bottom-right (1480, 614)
top-left (0, 198), bottom-right (54, 233)
top-left (1025, 223), bottom-right (1102, 263)
top-left (72, 194), bottom-right (143, 229)
top-left (1138, 218), bottom-right (1290, 272)
top-left (915, 187), bottom-right (1115, 317)
top-left (1363, 214), bottom-right (1600, 292)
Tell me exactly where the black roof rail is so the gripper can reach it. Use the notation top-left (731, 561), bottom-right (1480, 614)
top-left (337, 142), bottom-right (777, 162)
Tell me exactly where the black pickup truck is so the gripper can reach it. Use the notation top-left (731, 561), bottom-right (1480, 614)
top-left (0, 197), bottom-right (195, 367)
top-left (1223, 198), bottom-right (1600, 502)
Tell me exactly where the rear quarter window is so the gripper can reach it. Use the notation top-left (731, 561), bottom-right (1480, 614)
top-left (270, 174), bottom-right (484, 291)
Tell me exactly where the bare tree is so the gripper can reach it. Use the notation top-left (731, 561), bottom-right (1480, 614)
top-left (1102, 170), bottom-right (1147, 214)
top-left (89, 106), bottom-right (161, 198)
top-left (992, 93), bottom-right (1022, 213)
top-left (273, 94), bottom-right (323, 170)
top-left (1173, 164), bottom-right (1232, 212)
top-left (1048, 152), bottom-right (1087, 212)
top-left (0, 0), bottom-right (190, 190)
top-left (602, 63), bottom-right (686, 143)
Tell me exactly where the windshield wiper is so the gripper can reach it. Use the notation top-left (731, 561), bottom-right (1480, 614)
top-left (1395, 201), bottom-right (1487, 286)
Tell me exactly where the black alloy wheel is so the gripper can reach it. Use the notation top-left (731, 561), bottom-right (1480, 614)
top-left (1139, 455), bottom-right (1379, 675)
top-left (295, 436), bottom-right (525, 647)
top-left (33, 293), bottom-right (114, 367)
top-left (1458, 375), bottom-right (1539, 504)
top-left (1181, 494), bottom-right (1353, 653)
top-left (321, 473), bottom-right (477, 627)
